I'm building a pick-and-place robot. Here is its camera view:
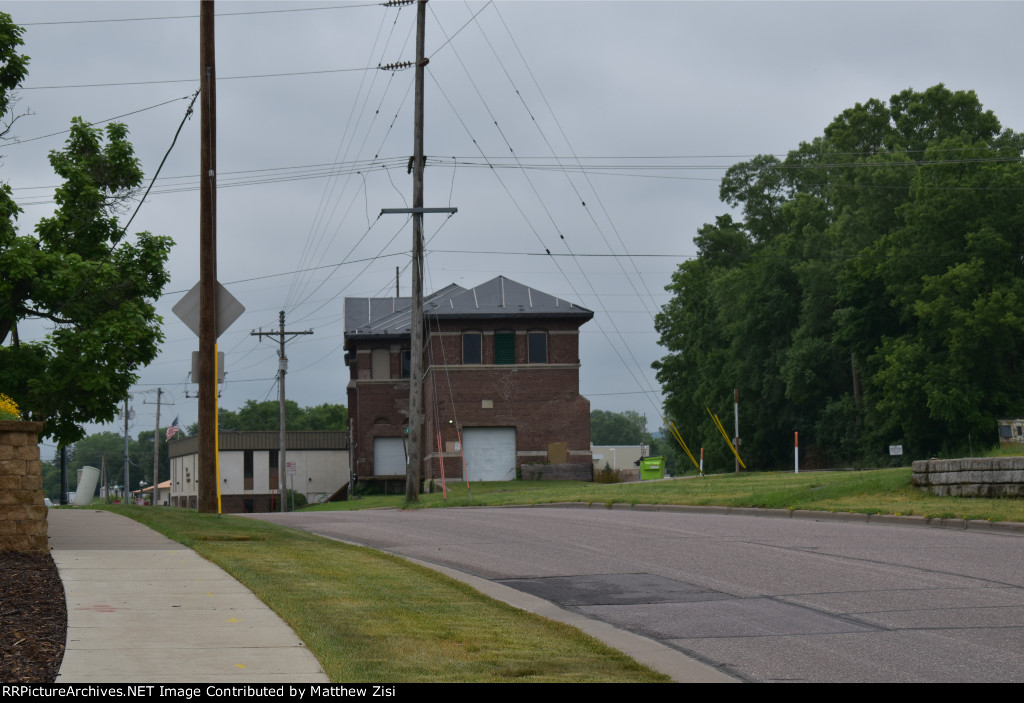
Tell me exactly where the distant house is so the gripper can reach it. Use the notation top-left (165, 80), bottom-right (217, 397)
top-left (344, 276), bottom-right (594, 485)
top-left (998, 418), bottom-right (1024, 446)
top-left (168, 431), bottom-right (349, 512)
top-left (138, 480), bottom-right (171, 506)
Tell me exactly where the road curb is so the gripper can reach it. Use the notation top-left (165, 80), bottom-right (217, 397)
top-left (518, 502), bottom-right (1024, 536)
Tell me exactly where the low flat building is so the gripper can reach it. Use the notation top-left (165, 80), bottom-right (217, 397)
top-left (168, 431), bottom-right (349, 512)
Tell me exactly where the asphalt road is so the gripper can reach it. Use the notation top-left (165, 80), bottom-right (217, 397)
top-left (250, 505), bottom-right (1024, 682)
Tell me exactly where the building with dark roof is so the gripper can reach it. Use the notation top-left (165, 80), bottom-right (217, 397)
top-left (344, 276), bottom-right (594, 485)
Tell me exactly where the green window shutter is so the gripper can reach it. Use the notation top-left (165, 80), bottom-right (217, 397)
top-left (495, 332), bottom-right (515, 364)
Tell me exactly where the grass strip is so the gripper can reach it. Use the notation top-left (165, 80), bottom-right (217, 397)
top-left (311, 469), bottom-right (1024, 523)
top-left (99, 504), bottom-right (669, 683)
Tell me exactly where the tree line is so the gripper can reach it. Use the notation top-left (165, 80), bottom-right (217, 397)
top-left (654, 84), bottom-right (1024, 470)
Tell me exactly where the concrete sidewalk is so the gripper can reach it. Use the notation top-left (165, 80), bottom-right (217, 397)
top-left (49, 509), bottom-right (327, 683)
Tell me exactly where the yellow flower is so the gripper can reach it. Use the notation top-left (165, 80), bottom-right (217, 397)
top-left (0, 393), bottom-right (20, 421)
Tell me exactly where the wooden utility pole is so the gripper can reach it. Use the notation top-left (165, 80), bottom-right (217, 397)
top-left (379, 1), bottom-right (455, 502)
top-left (152, 388), bottom-right (161, 506)
top-left (406, 0), bottom-right (427, 503)
top-left (123, 397), bottom-right (131, 502)
top-left (251, 311), bottom-right (312, 512)
top-left (198, 0), bottom-right (218, 513)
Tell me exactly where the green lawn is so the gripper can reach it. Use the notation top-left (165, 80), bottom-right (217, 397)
top-left (100, 504), bottom-right (669, 683)
top-left (311, 468), bottom-right (1024, 523)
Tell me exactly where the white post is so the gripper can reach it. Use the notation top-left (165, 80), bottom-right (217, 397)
top-left (794, 431), bottom-right (799, 474)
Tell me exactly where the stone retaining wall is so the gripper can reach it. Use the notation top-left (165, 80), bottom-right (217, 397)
top-left (0, 421), bottom-right (48, 553)
top-left (912, 457), bottom-right (1024, 498)
top-left (521, 463), bottom-right (593, 481)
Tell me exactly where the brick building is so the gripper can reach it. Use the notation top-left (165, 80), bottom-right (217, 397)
top-left (344, 276), bottom-right (594, 484)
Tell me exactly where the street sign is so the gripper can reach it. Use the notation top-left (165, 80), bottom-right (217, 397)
top-left (172, 281), bottom-right (245, 339)
top-left (191, 351), bottom-right (225, 383)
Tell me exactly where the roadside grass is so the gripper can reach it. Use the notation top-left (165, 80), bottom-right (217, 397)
top-left (307, 469), bottom-right (1024, 523)
top-left (982, 444), bottom-right (1024, 458)
top-left (98, 504), bottom-right (668, 683)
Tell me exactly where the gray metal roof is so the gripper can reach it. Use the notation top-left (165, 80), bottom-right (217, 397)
top-left (344, 276), bottom-right (593, 340)
top-left (169, 431), bottom-right (349, 457)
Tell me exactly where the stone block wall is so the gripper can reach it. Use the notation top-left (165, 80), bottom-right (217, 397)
top-left (0, 421), bottom-right (48, 553)
top-left (912, 457), bottom-right (1024, 497)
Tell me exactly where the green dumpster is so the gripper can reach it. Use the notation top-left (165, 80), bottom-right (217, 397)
top-left (639, 456), bottom-right (665, 480)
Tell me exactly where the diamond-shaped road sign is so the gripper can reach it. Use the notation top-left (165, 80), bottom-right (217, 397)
top-left (172, 281), bottom-right (245, 339)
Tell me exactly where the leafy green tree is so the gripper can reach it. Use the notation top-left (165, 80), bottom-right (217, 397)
top-left (0, 14), bottom-right (173, 444)
top-left (294, 402), bottom-right (349, 431)
top-left (186, 400), bottom-right (349, 433)
top-left (590, 409), bottom-right (652, 446)
top-left (656, 84), bottom-right (1024, 468)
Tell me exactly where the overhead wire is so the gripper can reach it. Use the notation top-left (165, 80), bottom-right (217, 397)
top-left (21, 4), bottom-right (382, 26)
top-left (472, 1), bottom-right (663, 319)
top-left (428, 8), bottom-right (667, 417)
top-left (284, 6), bottom-right (405, 307)
top-left (284, 4), bottom-right (410, 312)
top-left (0, 95), bottom-right (195, 148)
top-left (22, 67), bottom-right (376, 91)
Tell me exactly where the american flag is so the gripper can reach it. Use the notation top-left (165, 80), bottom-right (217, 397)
top-left (166, 416), bottom-right (180, 441)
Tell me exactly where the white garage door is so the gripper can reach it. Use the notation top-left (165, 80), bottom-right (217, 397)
top-left (373, 437), bottom-right (406, 476)
top-left (462, 427), bottom-right (516, 482)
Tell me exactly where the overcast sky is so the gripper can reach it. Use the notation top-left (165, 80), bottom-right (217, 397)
top-left (5, 1), bottom-right (1024, 455)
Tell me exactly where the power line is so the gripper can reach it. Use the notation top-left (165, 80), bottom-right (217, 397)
top-left (427, 8), bottom-right (667, 416)
top-left (22, 66), bottom-right (376, 91)
top-left (0, 95), bottom-right (194, 148)
top-left (21, 4), bottom-right (382, 26)
top-left (285, 4), bottom-right (411, 311)
top-left (159, 251), bottom-right (410, 298)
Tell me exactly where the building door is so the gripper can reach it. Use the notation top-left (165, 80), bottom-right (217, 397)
top-left (462, 427), bottom-right (516, 481)
top-left (373, 437), bottom-right (406, 476)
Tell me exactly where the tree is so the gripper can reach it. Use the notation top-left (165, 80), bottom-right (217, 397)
top-left (656, 84), bottom-right (1024, 467)
top-left (590, 409), bottom-right (651, 446)
top-left (186, 400), bottom-right (349, 434)
top-left (0, 13), bottom-right (27, 144)
top-left (0, 13), bottom-right (173, 444)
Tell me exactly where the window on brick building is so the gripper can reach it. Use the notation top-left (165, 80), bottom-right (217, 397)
top-left (463, 332), bottom-right (482, 364)
top-left (528, 331), bottom-right (547, 363)
top-left (371, 348), bottom-right (390, 379)
top-left (494, 332), bottom-right (515, 364)
top-left (401, 349), bottom-right (411, 378)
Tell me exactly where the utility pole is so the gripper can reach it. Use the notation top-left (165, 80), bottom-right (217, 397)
top-left (380, 0), bottom-right (455, 503)
top-left (59, 446), bottom-right (68, 506)
top-left (197, 0), bottom-right (219, 513)
top-left (144, 388), bottom-right (172, 506)
top-left (251, 311), bottom-right (312, 512)
top-left (124, 397), bottom-right (131, 503)
top-left (152, 388), bottom-right (161, 506)
top-left (407, 0), bottom-right (426, 504)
